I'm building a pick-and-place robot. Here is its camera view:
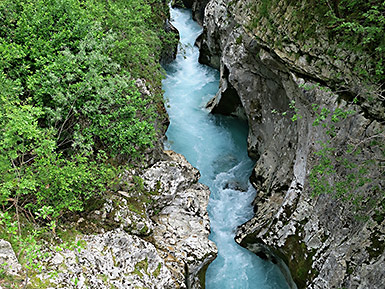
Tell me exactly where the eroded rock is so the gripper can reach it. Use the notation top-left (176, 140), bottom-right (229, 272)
top-left (196, 0), bottom-right (385, 288)
top-left (33, 150), bottom-right (216, 289)
top-left (33, 230), bottom-right (176, 289)
top-left (142, 150), bottom-right (217, 288)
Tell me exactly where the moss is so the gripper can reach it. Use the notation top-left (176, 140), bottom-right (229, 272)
top-left (133, 258), bottom-right (149, 279)
top-left (346, 261), bottom-right (354, 275)
top-left (114, 177), bottom-right (160, 218)
top-left (98, 273), bottom-right (109, 283)
top-left (246, 0), bottom-right (385, 83)
top-left (236, 35), bottom-right (243, 45)
top-left (110, 249), bottom-right (119, 269)
top-left (0, 273), bottom-right (25, 289)
top-left (27, 274), bottom-right (55, 289)
top-left (281, 233), bottom-right (318, 288)
top-left (56, 227), bottom-right (82, 245)
top-left (152, 262), bottom-right (162, 278)
top-left (139, 224), bottom-right (149, 235)
top-left (367, 230), bottom-right (385, 259)
top-left (306, 54), bottom-right (312, 64)
top-left (238, 228), bottom-right (318, 289)
top-left (239, 229), bottom-right (319, 289)
top-left (83, 196), bottom-right (106, 214)
top-left (128, 200), bottom-right (146, 216)
top-left (133, 267), bottom-right (144, 279)
top-left (259, 0), bottom-right (273, 18)
top-left (373, 197), bottom-right (385, 225)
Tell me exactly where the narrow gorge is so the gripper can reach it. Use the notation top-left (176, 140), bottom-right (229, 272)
top-left (163, 7), bottom-right (290, 288)
top-left (191, 0), bottom-right (385, 288)
top-left (0, 0), bottom-right (384, 288)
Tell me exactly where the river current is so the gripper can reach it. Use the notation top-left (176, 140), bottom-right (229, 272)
top-left (162, 8), bottom-right (289, 289)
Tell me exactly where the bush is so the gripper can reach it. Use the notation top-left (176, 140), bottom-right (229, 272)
top-left (0, 1), bottom-right (172, 282)
top-left (0, 0), bottom-right (170, 224)
top-left (325, 0), bottom-right (385, 82)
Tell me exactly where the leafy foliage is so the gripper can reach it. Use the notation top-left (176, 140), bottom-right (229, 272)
top-left (278, 85), bottom-right (384, 215)
top-left (307, 102), bottom-right (385, 215)
top-left (0, 0), bottom-right (165, 159)
top-left (0, 72), bottom-right (116, 222)
top-left (0, 0), bottom-right (172, 278)
top-left (0, 0), bottom-right (171, 214)
top-left (248, 0), bottom-right (385, 83)
top-left (324, 0), bottom-right (385, 81)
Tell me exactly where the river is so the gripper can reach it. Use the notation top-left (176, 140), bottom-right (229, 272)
top-left (162, 7), bottom-right (289, 289)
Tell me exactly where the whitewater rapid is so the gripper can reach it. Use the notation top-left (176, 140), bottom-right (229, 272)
top-left (162, 8), bottom-right (289, 289)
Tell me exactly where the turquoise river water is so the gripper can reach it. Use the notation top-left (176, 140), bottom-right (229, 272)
top-left (163, 7), bottom-right (290, 289)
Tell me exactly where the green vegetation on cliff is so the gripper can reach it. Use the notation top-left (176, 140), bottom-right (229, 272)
top-left (246, 0), bottom-right (385, 216)
top-left (249, 0), bottom-right (385, 83)
top-left (0, 0), bottom-right (174, 282)
top-left (323, 0), bottom-right (385, 81)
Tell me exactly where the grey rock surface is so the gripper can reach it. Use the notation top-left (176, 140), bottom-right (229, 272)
top-left (32, 150), bottom-right (216, 289)
top-left (142, 150), bottom-right (217, 289)
top-left (0, 239), bottom-right (21, 276)
top-left (196, 0), bottom-right (385, 288)
top-left (35, 230), bottom-right (176, 289)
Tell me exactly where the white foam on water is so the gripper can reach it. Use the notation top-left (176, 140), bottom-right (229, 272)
top-left (163, 8), bottom-right (290, 289)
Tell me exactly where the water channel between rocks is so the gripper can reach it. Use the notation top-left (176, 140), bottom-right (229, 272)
top-left (162, 8), bottom-right (290, 289)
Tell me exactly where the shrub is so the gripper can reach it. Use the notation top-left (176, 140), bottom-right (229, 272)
top-left (0, 0), bottom-right (170, 228)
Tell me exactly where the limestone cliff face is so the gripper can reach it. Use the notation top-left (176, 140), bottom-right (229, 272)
top-left (194, 0), bottom-right (385, 288)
